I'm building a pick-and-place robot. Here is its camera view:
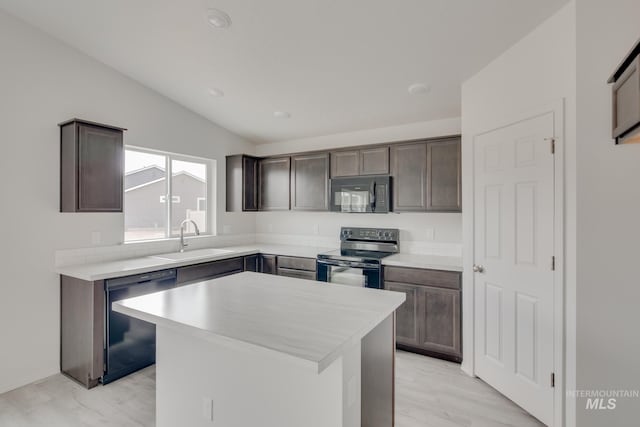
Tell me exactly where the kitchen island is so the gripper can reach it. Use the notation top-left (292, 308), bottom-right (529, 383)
top-left (113, 271), bottom-right (405, 427)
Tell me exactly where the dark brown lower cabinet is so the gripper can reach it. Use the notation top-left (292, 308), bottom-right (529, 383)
top-left (243, 254), bottom-right (260, 272)
top-left (62, 256), bottom-right (250, 388)
top-left (60, 275), bottom-right (104, 388)
top-left (276, 255), bottom-right (317, 280)
top-left (384, 281), bottom-right (420, 347)
top-left (176, 257), bottom-right (244, 286)
top-left (384, 266), bottom-right (462, 362)
top-left (277, 268), bottom-right (316, 280)
top-left (259, 254), bottom-right (277, 274)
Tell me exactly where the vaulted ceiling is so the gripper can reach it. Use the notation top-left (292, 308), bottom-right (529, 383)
top-left (0, 0), bottom-right (568, 143)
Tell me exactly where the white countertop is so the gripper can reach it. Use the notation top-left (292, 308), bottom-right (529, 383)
top-left (382, 253), bottom-right (463, 272)
top-left (56, 243), bottom-right (462, 282)
top-left (56, 244), bottom-right (334, 281)
top-left (113, 272), bottom-right (405, 373)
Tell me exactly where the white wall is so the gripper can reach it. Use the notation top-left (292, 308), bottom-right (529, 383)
top-left (255, 212), bottom-right (462, 256)
top-left (461, 2), bottom-right (576, 425)
top-left (0, 10), bottom-right (255, 394)
top-left (255, 117), bottom-right (460, 157)
top-left (254, 118), bottom-right (463, 255)
top-left (575, 0), bottom-right (640, 425)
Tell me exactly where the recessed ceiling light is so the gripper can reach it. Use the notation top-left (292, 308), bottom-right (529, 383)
top-left (273, 111), bottom-right (291, 119)
top-left (207, 88), bottom-right (224, 97)
top-left (408, 83), bottom-right (431, 95)
top-left (207, 8), bottom-right (232, 28)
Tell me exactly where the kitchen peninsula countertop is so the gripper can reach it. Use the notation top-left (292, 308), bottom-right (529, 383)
top-left (56, 243), bottom-right (463, 282)
top-left (55, 244), bottom-right (335, 281)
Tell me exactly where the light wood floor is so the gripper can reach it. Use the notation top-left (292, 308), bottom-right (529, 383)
top-left (0, 351), bottom-right (543, 427)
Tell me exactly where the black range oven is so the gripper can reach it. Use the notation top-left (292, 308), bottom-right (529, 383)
top-left (317, 227), bottom-right (399, 288)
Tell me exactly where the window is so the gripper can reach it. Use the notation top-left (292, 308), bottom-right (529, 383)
top-left (124, 147), bottom-right (210, 242)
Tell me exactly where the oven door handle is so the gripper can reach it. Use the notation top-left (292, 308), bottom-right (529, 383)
top-left (317, 259), bottom-right (379, 269)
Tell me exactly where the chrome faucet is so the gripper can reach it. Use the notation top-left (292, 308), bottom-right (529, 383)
top-left (179, 219), bottom-right (200, 252)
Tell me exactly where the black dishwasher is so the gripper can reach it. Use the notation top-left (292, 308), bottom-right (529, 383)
top-left (103, 269), bottom-right (177, 384)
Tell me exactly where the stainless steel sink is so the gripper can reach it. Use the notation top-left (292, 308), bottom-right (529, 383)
top-left (150, 248), bottom-right (233, 262)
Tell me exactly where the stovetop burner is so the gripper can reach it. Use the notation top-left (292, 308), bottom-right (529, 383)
top-left (317, 227), bottom-right (400, 263)
top-left (318, 249), bottom-right (393, 262)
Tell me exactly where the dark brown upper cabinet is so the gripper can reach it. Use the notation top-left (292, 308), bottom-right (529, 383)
top-left (360, 146), bottom-right (390, 175)
top-left (391, 142), bottom-right (428, 211)
top-left (608, 39), bottom-right (640, 143)
top-left (391, 137), bottom-right (461, 213)
top-left (226, 154), bottom-right (258, 212)
top-left (427, 138), bottom-right (461, 212)
top-left (259, 156), bottom-right (291, 211)
top-left (59, 119), bottom-right (125, 213)
top-left (330, 150), bottom-right (359, 177)
top-left (330, 146), bottom-right (389, 177)
top-left (291, 152), bottom-right (329, 211)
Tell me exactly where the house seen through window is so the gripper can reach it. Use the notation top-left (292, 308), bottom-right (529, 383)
top-left (124, 147), bottom-right (210, 242)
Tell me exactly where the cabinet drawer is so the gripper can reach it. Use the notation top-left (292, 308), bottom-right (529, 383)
top-left (277, 256), bottom-right (316, 272)
top-left (384, 266), bottom-right (460, 290)
top-left (277, 267), bottom-right (317, 281)
top-left (177, 257), bottom-right (244, 284)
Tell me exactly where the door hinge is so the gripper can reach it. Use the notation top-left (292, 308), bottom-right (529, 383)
top-left (551, 256), bottom-right (556, 271)
top-left (551, 372), bottom-right (555, 388)
top-left (545, 137), bottom-right (556, 154)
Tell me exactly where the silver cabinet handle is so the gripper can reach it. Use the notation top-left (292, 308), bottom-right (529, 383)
top-left (473, 264), bottom-right (485, 273)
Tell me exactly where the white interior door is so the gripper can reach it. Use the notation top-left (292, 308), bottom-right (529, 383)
top-left (473, 112), bottom-right (555, 425)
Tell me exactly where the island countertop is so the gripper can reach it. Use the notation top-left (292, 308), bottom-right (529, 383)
top-left (113, 272), bottom-right (405, 373)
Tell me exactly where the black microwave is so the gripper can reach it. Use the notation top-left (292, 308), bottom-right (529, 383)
top-left (329, 175), bottom-right (391, 213)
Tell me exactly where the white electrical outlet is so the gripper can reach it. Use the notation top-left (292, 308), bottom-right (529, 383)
top-left (201, 397), bottom-right (214, 422)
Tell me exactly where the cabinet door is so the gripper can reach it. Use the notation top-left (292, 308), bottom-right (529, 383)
top-left (384, 281), bottom-right (420, 347)
top-left (360, 146), bottom-right (389, 175)
top-left (291, 153), bottom-right (329, 211)
top-left (260, 254), bottom-right (277, 274)
top-left (427, 139), bottom-right (461, 212)
top-left (226, 155), bottom-right (258, 212)
top-left (419, 286), bottom-right (461, 358)
top-left (391, 142), bottom-right (427, 211)
top-left (242, 156), bottom-right (259, 211)
top-left (330, 150), bottom-right (360, 177)
top-left (77, 124), bottom-right (123, 212)
top-left (244, 255), bottom-right (259, 272)
top-left (225, 155), bottom-right (243, 212)
top-left (259, 157), bottom-right (291, 210)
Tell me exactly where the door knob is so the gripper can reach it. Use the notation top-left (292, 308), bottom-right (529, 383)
top-left (473, 264), bottom-right (485, 273)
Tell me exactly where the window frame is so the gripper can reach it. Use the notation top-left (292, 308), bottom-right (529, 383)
top-left (124, 145), bottom-right (213, 242)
